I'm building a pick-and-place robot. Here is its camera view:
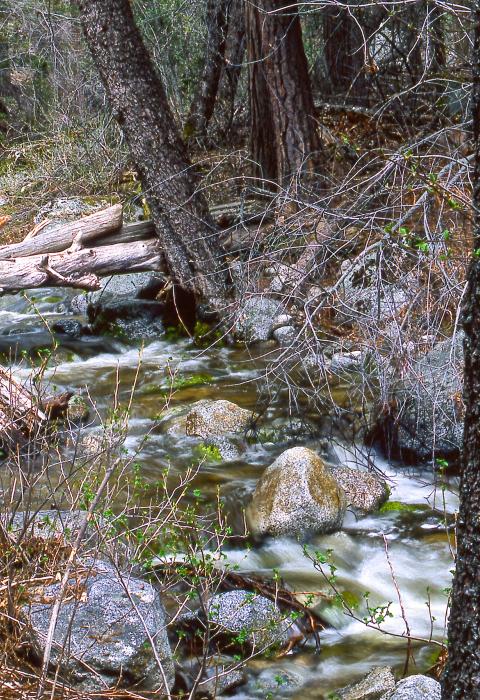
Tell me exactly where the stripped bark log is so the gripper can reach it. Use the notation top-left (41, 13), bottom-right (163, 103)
top-left (0, 204), bottom-right (123, 261)
top-left (0, 239), bottom-right (164, 292)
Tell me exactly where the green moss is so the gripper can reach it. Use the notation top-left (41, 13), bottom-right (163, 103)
top-left (194, 443), bottom-right (222, 463)
top-left (379, 500), bottom-right (420, 513)
top-left (171, 373), bottom-right (213, 390)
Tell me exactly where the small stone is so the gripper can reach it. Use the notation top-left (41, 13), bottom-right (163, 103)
top-left (7, 510), bottom-right (105, 545)
top-left (271, 314), bottom-right (293, 331)
top-left (253, 667), bottom-right (304, 694)
top-left (184, 656), bottom-right (246, 697)
top-left (273, 326), bottom-right (297, 346)
top-left (67, 394), bottom-right (90, 423)
top-left (329, 351), bottom-right (365, 374)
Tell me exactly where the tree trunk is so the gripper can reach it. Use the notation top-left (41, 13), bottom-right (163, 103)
top-left (323, 4), bottom-right (368, 103)
top-left (246, 0), bottom-right (321, 184)
top-left (441, 7), bottom-right (480, 697)
top-left (404, 1), bottom-right (425, 84)
top-left (184, 0), bottom-right (229, 140)
top-left (215, 0), bottom-right (246, 136)
top-left (73, 0), bottom-right (229, 313)
top-left (427, 1), bottom-right (446, 75)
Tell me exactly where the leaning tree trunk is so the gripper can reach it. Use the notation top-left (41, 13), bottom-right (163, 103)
top-left (323, 4), bottom-right (368, 104)
top-left (184, 0), bottom-right (229, 140)
top-left (442, 5), bottom-right (480, 697)
top-left (73, 0), bottom-right (229, 313)
top-left (246, 0), bottom-right (321, 185)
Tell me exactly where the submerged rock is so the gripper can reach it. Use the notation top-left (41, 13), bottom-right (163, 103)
top-left (89, 299), bottom-right (164, 339)
top-left (389, 333), bottom-right (463, 460)
top-left (26, 561), bottom-right (174, 694)
top-left (382, 675), bottom-right (441, 700)
top-left (182, 655), bottom-right (246, 697)
top-left (207, 590), bottom-right (291, 651)
top-left (252, 667), bottom-right (304, 696)
top-left (338, 666), bottom-right (395, 699)
top-left (247, 447), bottom-right (347, 538)
top-left (235, 297), bottom-right (284, 343)
top-left (186, 399), bottom-right (252, 439)
top-left (331, 467), bottom-right (389, 513)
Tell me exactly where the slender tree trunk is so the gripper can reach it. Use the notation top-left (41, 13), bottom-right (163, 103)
top-left (427, 1), bottom-right (446, 74)
top-left (73, 0), bottom-right (228, 312)
top-left (404, 1), bottom-right (425, 84)
top-left (323, 4), bottom-right (368, 103)
top-left (246, 0), bottom-right (321, 184)
top-left (215, 0), bottom-right (246, 136)
top-left (442, 5), bottom-right (480, 697)
top-left (184, 0), bottom-right (229, 139)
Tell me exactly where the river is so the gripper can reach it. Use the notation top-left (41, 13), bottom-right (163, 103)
top-left (0, 288), bottom-right (456, 698)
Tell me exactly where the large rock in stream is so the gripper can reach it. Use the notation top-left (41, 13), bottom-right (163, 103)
top-left (185, 399), bottom-right (252, 438)
top-left (25, 561), bottom-right (174, 694)
top-left (247, 447), bottom-right (347, 538)
top-left (387, 333), bottom-right (464, 460)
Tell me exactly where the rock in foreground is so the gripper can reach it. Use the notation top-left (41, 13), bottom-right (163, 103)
top-left (207, 590), bottom-right (291, 651)
top-left (26, 562), bottom-right (174, 694)
top-left (247, 447), bottom-right (346, 538)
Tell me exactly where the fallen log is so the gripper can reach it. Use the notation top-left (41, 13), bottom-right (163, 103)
top-left (0, 239), bottom-right (164, 293)
top-left (0, 200), bottom-right (271, 263)
top-left (0, 204), bottom-right (123, 261)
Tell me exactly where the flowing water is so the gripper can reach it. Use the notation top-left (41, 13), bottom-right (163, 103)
top-left (0, 288), bottom-right (456, 698)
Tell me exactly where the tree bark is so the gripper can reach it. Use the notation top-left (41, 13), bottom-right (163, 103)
top-left (323, 4), bottom-right (368, 104)
top-left (184, 0), bottom-right (229, 139)
top-left (246, 0), bottom-right (321, 184)
top-left (215, 0), bottom-right (246, 136)
top-left (442, 5), bottom-right (480, 697)
top-left (73, 0), bottom-right (229, 312)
